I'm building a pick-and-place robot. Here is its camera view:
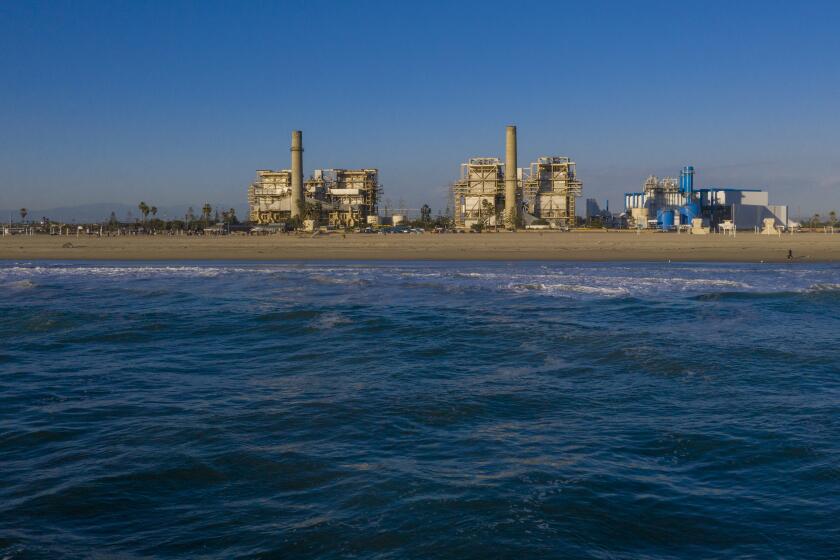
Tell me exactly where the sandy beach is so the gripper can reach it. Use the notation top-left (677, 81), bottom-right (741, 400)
top-left (1, 231), bottom-right (839, 262)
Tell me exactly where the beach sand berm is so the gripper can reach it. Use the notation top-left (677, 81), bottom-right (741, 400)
top-left (2, 231), bottom-right (839, 262)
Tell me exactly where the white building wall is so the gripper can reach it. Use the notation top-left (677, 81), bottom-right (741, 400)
top-left (740, 191), bottom-right (769, 205)
top-left (732, 204), bottom-right (789, 229)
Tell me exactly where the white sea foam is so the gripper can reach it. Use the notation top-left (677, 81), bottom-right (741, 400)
top-left (806, 283), bottom-right (840, 293)
top-left (0, 263), bottom-right (837, 301)
top-left (312, 312), bottom-right (352, 330)
top-left (0, 265), bottom-right (290, 279)
top-left (506, 282), bottom-right (629, 296)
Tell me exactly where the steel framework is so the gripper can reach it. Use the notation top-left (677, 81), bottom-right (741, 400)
top-left (452, 158), bottom-right (506, 229)
top-left (521, 157), bottom-right (582, 227)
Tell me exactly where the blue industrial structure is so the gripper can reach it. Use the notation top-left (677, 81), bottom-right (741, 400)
top-left (679, 166), bottom-right (694, 194)
top-left (624, 165), bottom-right (700, 230)
top-left (624, 165), bottom-right (789, 231)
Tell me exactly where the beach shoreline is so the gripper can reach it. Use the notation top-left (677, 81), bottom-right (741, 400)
top-left (1, 231), bottom-right (838, 263)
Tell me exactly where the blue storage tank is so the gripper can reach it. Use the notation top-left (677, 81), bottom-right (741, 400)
top-left (680, 202), bottom-right (700, 225)
top-left (658, 209), bottom-right (675, 230)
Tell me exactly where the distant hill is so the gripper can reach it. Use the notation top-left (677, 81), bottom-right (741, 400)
top-left (1, 203), bottom-right (248, 224)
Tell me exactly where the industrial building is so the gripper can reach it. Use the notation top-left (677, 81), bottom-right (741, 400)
top-left (585, 198), bottom-right (617, 226)
top-left (452, 157), bottom-right (506, 230)
top-left (624, 166), bottom-right (791, 232)
top-left (248, 169), bottom-right (295, 224)
top-left (248, 131), bottom-right (381, 228)
top-left (306, 168), bottom-right (381, 228)
top-left (453, 126), bottom-right (583, 230)
top-left (522, 157), bottom-right (582, 228)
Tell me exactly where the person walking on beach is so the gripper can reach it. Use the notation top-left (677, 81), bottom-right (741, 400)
top-left (788, 249), bottom-right (794, 260)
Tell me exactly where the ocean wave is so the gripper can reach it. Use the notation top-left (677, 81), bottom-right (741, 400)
top-left (0, 263), bottom-right (837, 303)
top-left (5, 279), bottom-right (36, 290)
top-left (806, 283), bottom-right (840, 293)
top-left (311, 312), bottom-right (352, 330)
top-left (309, 274), bottom-right (371, 287)
top-left (506, 282), bottom-right (629, 296)
top-left (0, 265), bottom-right (290, 279)
top-left (669, 278), bottom-right (752, 289)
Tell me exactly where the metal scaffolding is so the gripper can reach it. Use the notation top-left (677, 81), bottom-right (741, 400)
top-left (521, 156), bottom-right (582, 227)
top-left (248, 169), bottom-right (294, 224)
top-left (249, 168), bottom-right (381, 227)
top-left (319, 169), bottom-right (381, 228)
top-left (452, 158), bottom-right (506, 229)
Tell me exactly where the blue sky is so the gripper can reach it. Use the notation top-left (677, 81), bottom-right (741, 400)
top-left (1, 0), bottom-right (839, 217)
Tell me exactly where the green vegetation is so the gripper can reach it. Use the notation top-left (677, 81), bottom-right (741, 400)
top-left (138, 201), bottom-right (150, 223)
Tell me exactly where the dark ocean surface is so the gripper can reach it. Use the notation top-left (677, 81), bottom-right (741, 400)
top-left (1, 261), bottom-right (839, 559)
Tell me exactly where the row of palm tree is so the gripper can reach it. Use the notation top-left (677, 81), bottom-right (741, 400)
top-left (807, 210), bottom-right (837, 229)
top-left (138, 202), bottom-right (234, 223)
top-left (137, 202), bottom-right (158, 223)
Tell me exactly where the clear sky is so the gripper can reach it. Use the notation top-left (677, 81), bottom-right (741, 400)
top-left (2, 0), bottom-right (839, 217)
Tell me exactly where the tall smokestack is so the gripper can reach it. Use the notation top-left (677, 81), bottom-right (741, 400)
top-left (504, 125), bottom-right (518, 229)
top-left (290, 130), bottom-right (304, 220)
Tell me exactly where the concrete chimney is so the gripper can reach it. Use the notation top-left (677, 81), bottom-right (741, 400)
top-left (504, 125), bottom-right (518, 229)
top-left (290, 130), bottom-right (304, 220)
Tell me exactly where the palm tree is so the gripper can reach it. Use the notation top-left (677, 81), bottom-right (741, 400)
top-left (812, 213), bottom-right (821, 230)
top-left (829, 210), bottom-right (837, 229)
top-left (19, 208), bottom-right (27, 223)
top-left (151, 206), bottom-right (158, 219)
top-left (138, 201), bottom-right (150, 223)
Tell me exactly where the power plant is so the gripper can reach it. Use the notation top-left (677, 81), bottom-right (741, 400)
top-left (624, 166), bottom-right (790, 232)
top-left (453, 126), bottom-right (582, 230)
top-left (248, 131), bottom-right (381, 228)
top-left (246, 128), bottom-right (796, 235)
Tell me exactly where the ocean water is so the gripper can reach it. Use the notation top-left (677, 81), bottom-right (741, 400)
top-left (1, 261), bottom-right (839, 559)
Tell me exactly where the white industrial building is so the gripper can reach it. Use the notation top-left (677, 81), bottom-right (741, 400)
top-left (699, 189), bottom-right (789, 230)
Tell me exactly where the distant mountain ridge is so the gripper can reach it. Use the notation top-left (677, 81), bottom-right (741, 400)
top-left (1, 203), bottom-right (248, 223)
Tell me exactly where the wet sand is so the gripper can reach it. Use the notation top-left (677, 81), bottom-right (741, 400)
top-left (1, 231), bottom-right (839, 262)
